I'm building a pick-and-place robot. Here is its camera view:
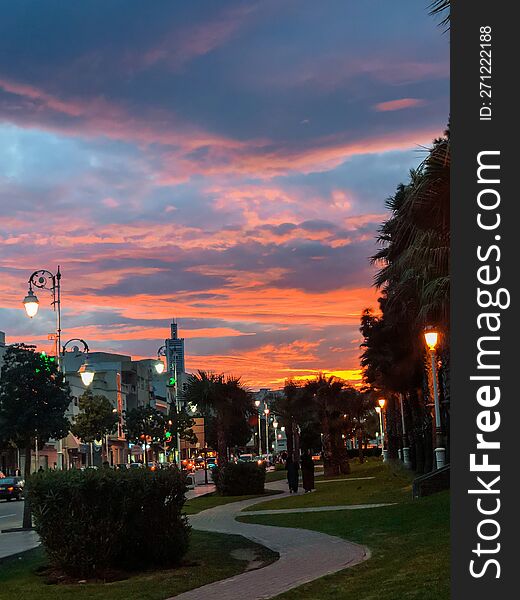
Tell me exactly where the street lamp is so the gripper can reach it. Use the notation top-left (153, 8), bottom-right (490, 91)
top-left (23, 267), bottom-right (62, 366)
top-left (264, 407), bottom-right (270, 458)
top-left (158, 344), bottom-right (181, 467)
top-left (254, 400), bottom-right (262, 456)
top-left (273, 420), bottom-right (279, 454)
top-left (424, 327), bottom-right (445, 469)
top-left (23, 288), bottom-right (39, 318)
top-left (375, 405), bottom-right (385, 461)
top-left (154, 361), bottom-right (165, 374)
top-left (78, 362), bottom-right (95, 387)
top-left (61, 338), bottom-right (92, 470)
top-left (377, 398), bottom-right (388, 461)
top-left (62, 339), bottom-right (94, 386)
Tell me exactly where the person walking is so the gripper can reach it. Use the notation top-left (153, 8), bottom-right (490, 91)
top-left (301, 450), bottom-right (315, 493)
top-left (285, 453), bottom-right (299, 493)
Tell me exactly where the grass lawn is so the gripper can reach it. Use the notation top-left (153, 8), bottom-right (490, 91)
top-left (0, 530), bottom-right (278, 600)
top-left (239, 491), bottom-right (450, 600)
top-left (246, 459), bottom-right (412, 511)
top-left (184, 489), bottom-right (281, 515)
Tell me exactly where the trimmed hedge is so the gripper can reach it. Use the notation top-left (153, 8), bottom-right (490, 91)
top-left (346, 447), bottom-right (382, 458)
top-left (26, 467), bottom-right (190, 577)
top-left (212, 462), bottom-right (265, 496)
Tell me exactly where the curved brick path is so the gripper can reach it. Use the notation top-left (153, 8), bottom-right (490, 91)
top-left (167, 480), bottom-right (371, 600)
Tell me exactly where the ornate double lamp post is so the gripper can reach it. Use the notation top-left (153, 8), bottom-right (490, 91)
top-left (23, 266), bottom-right (62, 366)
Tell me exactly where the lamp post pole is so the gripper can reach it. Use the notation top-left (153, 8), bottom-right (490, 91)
top-left (60, 338), bottom-right (92, 470)
top-left (158, 345), bottom-right (181, 468)
top-left (399, 393), bottom-right (412, 468)
top-left (24, 267), bottom-right (63, 472)
top-left (255, 400), bottom-right (262, 456)
top-left (377, 399), bottom-right (387, 461)
top-left (376, 407), bottom-right (384, 460)
top-left (424, 329), bottom-right (446, 469)
top-left (264, 407), bottom-right (270, 458)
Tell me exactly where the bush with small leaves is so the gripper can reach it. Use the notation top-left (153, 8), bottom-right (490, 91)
top-left (26, 467), bottom-right (190, 577)
top-left (212, 461), bottom-right (265, 496)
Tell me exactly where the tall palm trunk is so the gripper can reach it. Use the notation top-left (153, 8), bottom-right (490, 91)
top-left (321, 416), bottom-right (339, 477)
top-left (216, 418), bottom-right (228, 466)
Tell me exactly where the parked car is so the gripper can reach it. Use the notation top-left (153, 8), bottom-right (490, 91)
top-left (205, 458), bottom-right (218, 470)
top-left (181, 459), bottom-right (195, 472)
top-left (0, 477), bottom-right (24, 501)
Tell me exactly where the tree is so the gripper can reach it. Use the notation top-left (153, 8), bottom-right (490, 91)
top-left (124, 405), bottom-right (168, 467)
top-left (0, 344), bottom-right (71, 528)
top-left (184, 371), bottom-right (253, 465)
top-left (361, 131), bottom-right (450, 472)
top-left (341, 387), bottom-right (375, 463)
top-left (71, 391), bottom-right (118, 463)
top-left (302, 375), bottom-right (350, 476)
top-left (429, 0), bottom-right (450, 30)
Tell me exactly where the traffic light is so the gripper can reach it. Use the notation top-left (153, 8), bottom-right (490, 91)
top-left (168, 376), bottom-right (176, 386)
top-left (165, 431), bottom-right (172, 440)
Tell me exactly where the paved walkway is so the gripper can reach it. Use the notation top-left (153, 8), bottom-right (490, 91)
top-left (0, 529), bottom-right (40, 559)
top-left (316, 476), bottom-right (376, 483)
top-left (244, 502), bottom-right (394, 516)
top-left (168, 480), bottom-right (371, 600)
top-left (186, 483), bottom-right (215, 500)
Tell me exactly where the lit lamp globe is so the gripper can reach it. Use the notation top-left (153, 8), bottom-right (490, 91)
top-left (23, 289), bottom-right (39, 318)
top-left (154, 361), bottom-right (165, 374)
top-left (273, 420), bottom-right (279, 429)
top-left (264, 407), bottom-right (270, 416)
top-left (254, 400), bottom-right (260, 408)
top-left (375, 406), bottom-right (381, 415)
top-left (424, 329), bottom-right (439, 350)
top-left (79, 363), bottom-right (95, 387)
top-left (378, 398), bottom-right (386, 409)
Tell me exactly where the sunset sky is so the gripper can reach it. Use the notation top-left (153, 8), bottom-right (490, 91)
top-left (0, 1), bottom-right (449, 389)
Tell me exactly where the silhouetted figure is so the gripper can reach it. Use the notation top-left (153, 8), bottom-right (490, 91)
top-left (301, 451), bottom-right (315, 493)
top-left (286, 455), bottom-right (299, 493)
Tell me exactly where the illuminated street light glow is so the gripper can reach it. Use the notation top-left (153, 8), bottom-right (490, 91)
top-left (424, 329), bottom-right (439, 350)
top-left (79, 362), bottom-right (95, 386)
top-left (378, 398), bottom-right (386, 409)
top-left (155, 361), bottom-right (165, 374)
top-left (23, 288), bottom-right (39, 318)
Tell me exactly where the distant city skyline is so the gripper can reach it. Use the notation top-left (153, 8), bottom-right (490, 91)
top-left (0, 1), bottom-right (449, 387)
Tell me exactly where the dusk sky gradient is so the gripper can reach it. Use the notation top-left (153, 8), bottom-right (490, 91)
top-left (0, 1), bottom-right (449, 389)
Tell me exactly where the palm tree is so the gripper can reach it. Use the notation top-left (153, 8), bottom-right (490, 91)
top-left (429, 0), bottom-right (450, 30)
top-left (184, 371), bottom-right (253, 465)
top-left (303, 375), bottom-right (350, 476)
top-left (361, 131), bottom-right (450, 472)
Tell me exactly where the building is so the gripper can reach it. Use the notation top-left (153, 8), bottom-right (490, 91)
top-left (165, 319), bottom-right (185, 380)
top-left (0, 322), bottom-right (190, 472)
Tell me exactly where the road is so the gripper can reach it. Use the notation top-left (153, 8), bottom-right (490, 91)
top-left (0, 498), bottom-right (24, 531)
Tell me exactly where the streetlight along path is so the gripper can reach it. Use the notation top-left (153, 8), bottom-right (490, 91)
top-left (168, 479), bottom-right (372, 600)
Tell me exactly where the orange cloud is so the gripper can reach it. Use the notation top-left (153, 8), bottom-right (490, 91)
top-left (373, 98), bottom-right (425, 112)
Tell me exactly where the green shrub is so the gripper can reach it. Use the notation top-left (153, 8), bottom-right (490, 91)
top-left (212, 462), bottom-right (265, 496)
top-left (26, 467), bottom-right (190, 577)
top-left (346, 447), bottom-right (382, 458)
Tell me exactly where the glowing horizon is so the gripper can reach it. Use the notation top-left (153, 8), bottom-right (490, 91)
top-left (0, 2), bottom-right (448, 389)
